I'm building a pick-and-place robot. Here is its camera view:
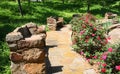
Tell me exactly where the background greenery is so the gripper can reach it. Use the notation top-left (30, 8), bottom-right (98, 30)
top-left (0, 0), bottom-right (120, 74)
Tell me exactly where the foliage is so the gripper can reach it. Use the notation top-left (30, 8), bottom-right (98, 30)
top-left (0, 42), bottom-right (11, 74)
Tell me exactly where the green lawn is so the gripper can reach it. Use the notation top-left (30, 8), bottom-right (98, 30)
top-left (0, 0), bottom-right (120, 74)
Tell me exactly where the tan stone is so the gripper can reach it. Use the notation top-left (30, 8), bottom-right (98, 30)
top-left (6, 22), bottom-right (46, 74)
top-left (17, 35), bottom-right (45, 49)
top-left (47, 17), bottom-right (57, 31)
top-left (108, 28), bottom-right (120, 44)
top-left (22, 48), bottom-right (45, 62)
top-left (26, 23), bottom-right (38, 35)
top-left (46, 27), bottom-right (96, 74)
top-left (23, 63), bottom-right (45, 74)
top-left (36, 25), bottom-right (46, 34)
top-left (105, 12), bottom-right (117, 19)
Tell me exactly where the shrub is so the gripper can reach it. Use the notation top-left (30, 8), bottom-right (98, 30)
top-left (99, 44), bottom-right (120, 74)
top-left (70, 13), bottom-right (120, 74)
top-left (70, 13), bottom-right (107, 58)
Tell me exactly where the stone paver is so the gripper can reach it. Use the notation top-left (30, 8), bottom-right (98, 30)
top-left (46, 26), bottom-right (96, 74)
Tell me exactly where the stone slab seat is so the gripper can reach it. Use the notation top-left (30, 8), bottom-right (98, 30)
top-left (17, 34), bottom-right (46, 49)
top-left (6, 22), bottom-right (46, 74)
top-left (6, 22), bottom-right (46, 51)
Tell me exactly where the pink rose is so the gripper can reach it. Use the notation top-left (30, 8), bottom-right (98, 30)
top-left (92, 34), bottom-right (95, 36)
top-left (107, 36), bottom-right (111, 40)
top-left (80, 51), bottom-right (84, 55)
top-left (108, 48), bottom-right (113, 52)
top-left (93, 56), bottom-right (97, 59)
top-left (101, 55), bottom-right (107, 60)
top-left (80, 30), bottom-right (85, 35)
top-left (97, 62), bottom-right (101, 65)
top-left (86, 58), bottom-right (90, 62)
top-left (115, 65), bottom-right (120, 71)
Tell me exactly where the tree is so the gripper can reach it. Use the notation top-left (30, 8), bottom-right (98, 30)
top-left (18, 0), bottom-right (23, 16)
top-left (28, 0), bottom-right (30, 6)
top-left (62, 0), bottom-right (64, 4)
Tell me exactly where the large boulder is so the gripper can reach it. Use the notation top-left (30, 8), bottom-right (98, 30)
top-left (108, 23), bottom-right (120, 44)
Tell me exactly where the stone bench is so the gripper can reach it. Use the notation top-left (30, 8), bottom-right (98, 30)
top-left (47, 16), bottom-right (64, 30)
top-left (6, 22), bottom-right (46, 74)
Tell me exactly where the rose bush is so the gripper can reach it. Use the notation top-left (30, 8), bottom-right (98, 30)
top-left (70, 13), bottom-right (120, 74)
top-left (70, 13), bottom-right (107, 58)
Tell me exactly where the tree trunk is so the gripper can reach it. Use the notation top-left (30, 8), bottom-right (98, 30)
top-left (18, 0), bottom-right (23, 16)
top-left (42, 0), bottom-right (45, 4)
top-left (62, 0), bottom-right (64, 4)
top-left (87, 0), bottom-right (90, 13)
top-left (28, 0), bottom-right (30, 6)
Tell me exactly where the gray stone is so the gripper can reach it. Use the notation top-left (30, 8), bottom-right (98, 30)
top-left (11, 62), bottom-right (26, 74)
top-left (13, 27), bottom-right (21, 32)
top-left (6, 32), bottom-right (23, 42)
top-left (25, 22), bottom-right (37, 28)
top-left (8, 44), bottom-right (17, 51)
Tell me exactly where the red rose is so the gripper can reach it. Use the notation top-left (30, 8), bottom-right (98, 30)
top-left (86, 36), bottom-right (90, 39)
top-left (97, 36), bottom-right (101, 40)
top-left (89, 23), bottom-right (93, 26)
top-left (102, 63), bottom-right (107, 67)
top-left (85, 39), bottom-right (89, 43)
top-left (108, 48), bottom-right (113, 52)
top-left (101, 68), bottom-right (106, 73)
top-left (82, 25), bottom-right (86, 28)
top-left (93, 28), bottom-right (97, 31)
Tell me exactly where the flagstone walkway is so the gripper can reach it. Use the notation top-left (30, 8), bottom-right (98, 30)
top-left (46, 26), bottom-right (97, 74)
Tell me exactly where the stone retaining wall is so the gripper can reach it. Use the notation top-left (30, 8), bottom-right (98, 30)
top-left (6, 22), bottom-right (46, 74)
